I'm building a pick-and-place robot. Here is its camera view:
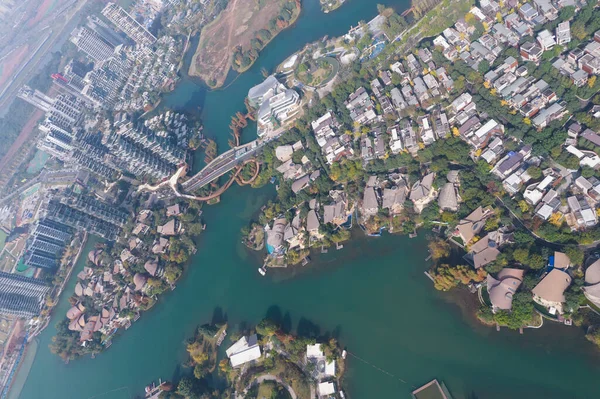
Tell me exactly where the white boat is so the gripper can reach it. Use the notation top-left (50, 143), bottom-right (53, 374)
top-left (342, 350), bottom-right (347, 359)
top-left (258, 268), bottom-right (266, 276)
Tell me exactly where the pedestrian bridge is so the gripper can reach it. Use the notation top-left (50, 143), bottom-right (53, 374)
top-left (181, 140), bottom-right (262, 193)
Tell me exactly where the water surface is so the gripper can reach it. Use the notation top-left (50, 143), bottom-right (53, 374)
top-left (14, 1), bottom-right (600, 398)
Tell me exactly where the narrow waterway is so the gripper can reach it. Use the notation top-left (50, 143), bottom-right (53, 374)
top-left (13, 1), bottom-right (600, 398)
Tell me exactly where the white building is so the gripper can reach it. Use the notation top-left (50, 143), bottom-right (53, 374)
top-left (226, 334), bottom-right (262, 368)
top-left (556, 21), bottom-right (571, 45)
top-left (248, 75), bottom-right (301, 137)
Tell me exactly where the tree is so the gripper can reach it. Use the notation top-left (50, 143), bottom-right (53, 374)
top-left (256, 318), bottom-right (279, 337)
top-left (526, 166), bottom-right (542, 179)
top-left (478, 59), bottom-right (490, 74)
top-left (527, 253), bottom-right (546, 270)
top-left (589, 75), bottom-right (597, 88)
top-left (428, 238), bottom-right (451, 260)
top-left (177, 376), bottom-right (202, 398)
top-left (586, 326), bottom-right (600, 348)
top-left (565, 247), bottom-right (584, 267)
top-left (512, 248), bottom-right (530, 265)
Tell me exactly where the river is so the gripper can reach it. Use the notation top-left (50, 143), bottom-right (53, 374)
top-left (13, 0), bottom-right (600, 398)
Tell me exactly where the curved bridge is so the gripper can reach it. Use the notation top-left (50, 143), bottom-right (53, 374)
top-left (181, 140), bottom-right (262, 193)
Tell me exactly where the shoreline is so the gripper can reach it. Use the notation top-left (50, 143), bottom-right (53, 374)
top-left (188, 0), bottom-right (302, 88)
top-left (29, 231), bottom-right (88, 341)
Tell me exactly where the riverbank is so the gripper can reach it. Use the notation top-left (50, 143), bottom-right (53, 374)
top-left (188, 0), bottom-right (301, 88)
top-left (14, 1), bottom-right (600, 398)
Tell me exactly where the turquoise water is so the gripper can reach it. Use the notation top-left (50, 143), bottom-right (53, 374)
top-left (14, 1), bottom-right (600, 398)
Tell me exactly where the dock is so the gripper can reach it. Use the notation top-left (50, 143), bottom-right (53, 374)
top-left (423, 271), bottom-right (435, 283)
top-left (301, 257), bottom-right (310, 266)
top-left (336, 242), bottom-right (344, 250)
top-left (216, 328), bottom-right (227, 347)
top-left (321, 246), bottom-right (328, 254)
top-left (145, 380), bottom-right (167, 399)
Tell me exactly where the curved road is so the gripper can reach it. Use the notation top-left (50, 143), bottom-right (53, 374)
top-left (242, 374), bottom-right (298, 399)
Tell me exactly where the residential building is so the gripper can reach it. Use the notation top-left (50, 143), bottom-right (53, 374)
top-left (518, 3), bottom-right (539, 21)
top-left (345, 87), bottom-right (377, 124)
top-left (584, 259), bottom-right (600, 308)
top-left (102, 2), bottom-right (156, 47)
top-left (0, 272), bottom-right (50, 317)
top-left (520, 42), bottom-right (543, 62)
top-left (537, 29), bottom-right (556, 51)
top-left (454, 206), bottom-right (493, 245)
top-left (438, 183), bottom-right (458, 212)
top-left (487, 268), bottom-right (525, 311)
top-left (556, 21), bottom-right (571, 45)
top-left (410, 173), bottom-right (435, 211)
top-left (567, 196), bottom-right (597, 228)
top-left (226, 335), bottom-right (261, 368)
top-left (70, 25), bottom-right (115, 62)
top-left (532, 268), bottom-right (572, 314)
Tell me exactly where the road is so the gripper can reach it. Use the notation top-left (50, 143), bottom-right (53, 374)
top-left (238, 374), bottom-right (298, 399)
top-left (0, 0), bottom-right (88, 110)
top-left (181, 140), bottom-right (264, 193)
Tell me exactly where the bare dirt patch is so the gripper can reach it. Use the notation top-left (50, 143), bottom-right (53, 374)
top-left (189, 0), bottom-right (300, 87)
top-left (28, 0), bottom-right (57, 27)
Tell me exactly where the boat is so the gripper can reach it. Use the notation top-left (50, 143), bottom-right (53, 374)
top-left (258, 268), bottom-right (266, 276)
top-left (341, 350), bottom-right (347, 359)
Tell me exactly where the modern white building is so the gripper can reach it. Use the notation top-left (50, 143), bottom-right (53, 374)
top-left (226, 334), bottom-right (262, 368)
top-left (318, 382), bottom-right (336, 397)
top-left (248, 75), bottom-right (301, 137)
top-left (556, 21), bottom-right (571, 46)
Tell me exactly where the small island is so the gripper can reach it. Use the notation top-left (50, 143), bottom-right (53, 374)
top-left (189, 0), bottom-right (301, 88)
top-left (320, 0), bottom-right (346, 14)
top-left (150, 314), bottom-right (347, 399)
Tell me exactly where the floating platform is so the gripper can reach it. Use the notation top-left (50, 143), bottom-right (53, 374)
top-left (412, 379), bottom-right (453, 399)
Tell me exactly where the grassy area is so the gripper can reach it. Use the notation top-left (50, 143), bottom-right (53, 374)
top-left (257, 381), bottom-right (275, 398)
top-left (0, 230), bottom-right (6, 252)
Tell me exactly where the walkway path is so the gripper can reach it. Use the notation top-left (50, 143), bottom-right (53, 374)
top-left (138, 159), bottom-right (260, 202)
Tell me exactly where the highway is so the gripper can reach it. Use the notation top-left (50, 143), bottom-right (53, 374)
top-left (181, 140), bottom-right (263, 193)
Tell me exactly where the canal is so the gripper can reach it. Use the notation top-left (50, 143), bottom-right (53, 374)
top-left (13, 0), bottom-right (600, 398)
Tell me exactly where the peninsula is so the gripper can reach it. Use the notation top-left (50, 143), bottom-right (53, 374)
top-left (189, 0), bottom-right (301, 88)
top-left (227, 0), bottom-right (600, 350)
top-left (146, 315), bottom-right (346, 399)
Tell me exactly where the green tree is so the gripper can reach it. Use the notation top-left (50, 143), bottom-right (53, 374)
top-left (512, 248), bottom-right (530, 265)
top-left (256, 318), bottom-right (279, 337)
top-left (478, 59), bottom-right (490, 74)
top-left (527, 253), bottom-right (546, 270)
top-left (565, 247), bottom-right (585, 267)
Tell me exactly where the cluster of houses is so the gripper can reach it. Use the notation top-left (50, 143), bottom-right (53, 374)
top-left (265, 189), bottom-right (352, 257)
top-left (115, 36), bottom-right (182, 112)
top-left (65, 204), bottom-right (187, 344)
top-left (486, 251), bottom-right (573, 317)
top-left (312, 111), bottom-right (354, 164)
top-left (552, 32), bottom-right (600, 87)
top-left (449, 206), bottom-right (575, 318)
